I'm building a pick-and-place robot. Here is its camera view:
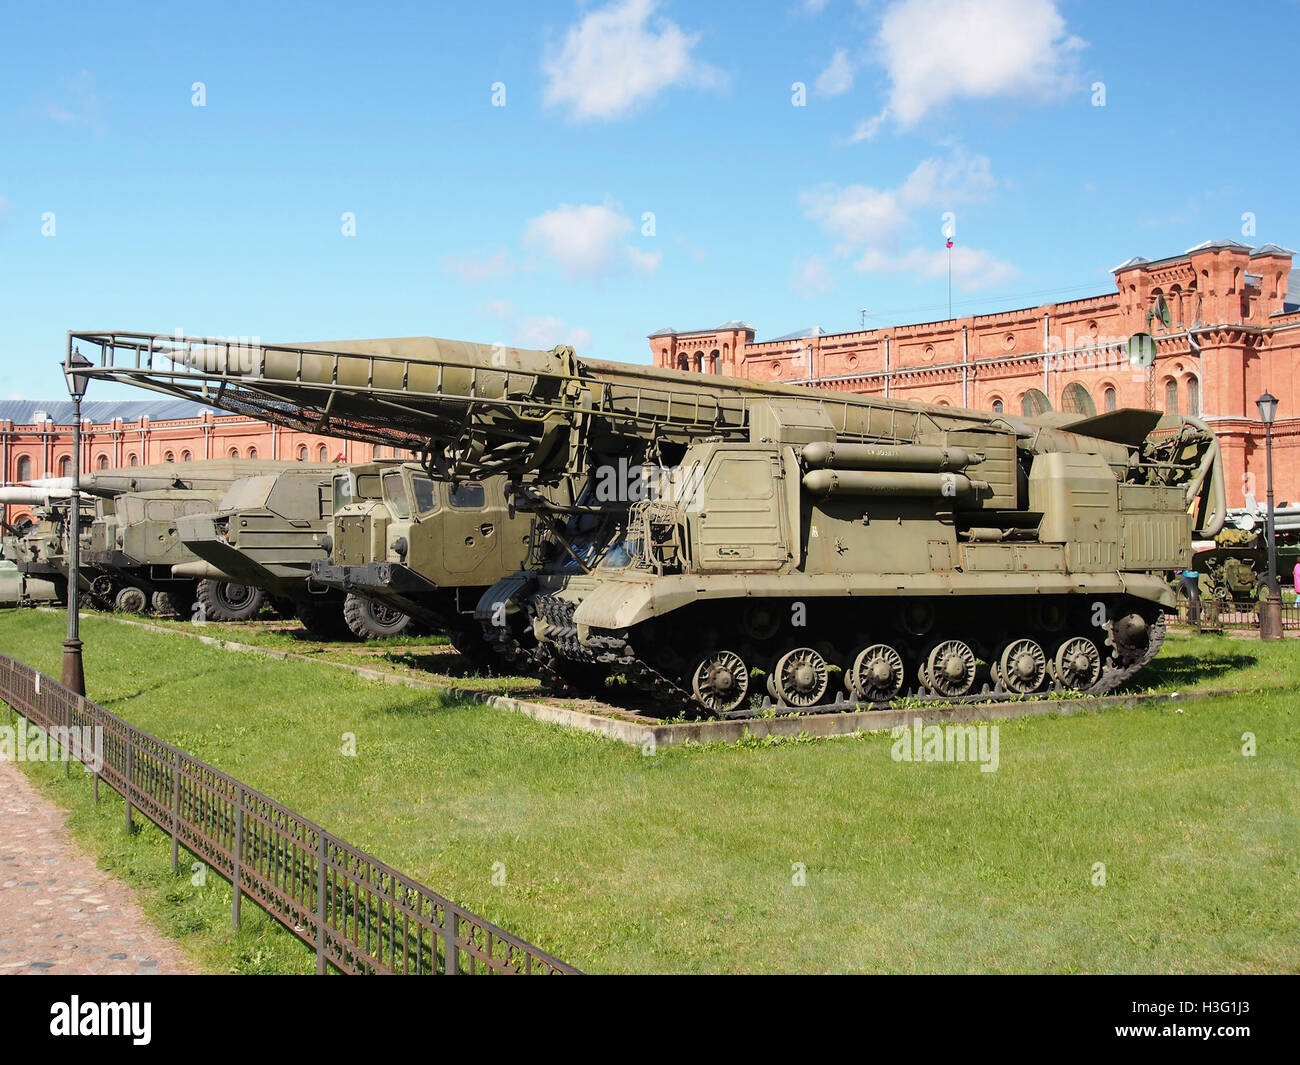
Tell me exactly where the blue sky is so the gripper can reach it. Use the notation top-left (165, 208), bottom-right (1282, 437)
top-left (2, 0), bottom-right (1298, 400)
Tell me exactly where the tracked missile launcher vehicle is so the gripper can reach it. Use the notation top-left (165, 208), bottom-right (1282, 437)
top-left (175, 462), bottom-right (418, 637)
top-left (310, 463), bottom-right (539, 658)
top-left (71, 330), bottom-right (1226, 714)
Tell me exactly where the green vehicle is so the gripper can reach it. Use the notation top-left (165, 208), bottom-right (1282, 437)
top-left (175, 462), bottom-right (418, 637)
top-left (73, 331), bottom-right (1226, 713)
top-left (79, 459), bottom-right (300, 616)
top-left (309, 462), bottom-right (537, 657)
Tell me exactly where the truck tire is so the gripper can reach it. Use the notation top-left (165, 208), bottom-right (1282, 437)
top-left (114, 586), bottom-right (148, 614)
top-left (196, 579), bottom-right (265, 622)
top-left (343, 593), bottom-right (415, 639)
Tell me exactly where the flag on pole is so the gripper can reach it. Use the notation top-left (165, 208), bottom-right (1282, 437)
top-left (946, 237), bottom-right (954, 249)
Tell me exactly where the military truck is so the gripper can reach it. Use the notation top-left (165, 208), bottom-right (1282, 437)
top-left (175, 462), bottom-right (419, 638)
top-left (71, 331), bottom-right (1226, 714)
top-left (309, 462), bottom-right (538, 660)
top-left (79, 459), bottom-right (301, 616)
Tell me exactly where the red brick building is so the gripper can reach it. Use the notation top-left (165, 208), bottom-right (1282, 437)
top-left (650, 240), bottom-right (1300, 509)
top-left (1, 399), bottom-right (392, 526)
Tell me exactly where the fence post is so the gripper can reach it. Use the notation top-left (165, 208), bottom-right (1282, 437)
top-left (444, 909), bottom-right (460, 975)
top-left (124, 742), bottom-right (134, 833)
top-left (231, 789), bottom-right (244, 930)
top-left (316, 833), bottom-right (328, 975)
top-left (170, 750), bottom-right (181, 872)
top-left (64, 694), bottom-right (72, 778)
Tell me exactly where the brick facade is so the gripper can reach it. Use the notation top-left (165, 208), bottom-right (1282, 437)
top-left (650, 240), bottom-right (1300, 509)
top-left (1, 411), bottom-right (391, 525)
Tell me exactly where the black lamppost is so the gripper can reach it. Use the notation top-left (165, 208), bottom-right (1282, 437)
top-left (1256, 390), bottom-right (1282, 640)
top-left (62, 346), bottom-right (93, 694)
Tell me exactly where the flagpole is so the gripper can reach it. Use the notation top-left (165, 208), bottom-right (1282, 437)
top-left (947, 241), bottom-right (952, 319)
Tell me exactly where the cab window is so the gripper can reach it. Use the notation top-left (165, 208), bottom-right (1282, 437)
top-left (411, 474), bottom-right (437, 515)
top-left (450, 483), bottom-right (485, 509)
top-left (332, 474), bottom-right (354, 513)
top-left (383, 472), bottom-right (411, 519)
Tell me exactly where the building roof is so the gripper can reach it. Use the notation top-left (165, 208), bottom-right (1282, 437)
top-left (1285, 270), bottom-right (1300, 314)
top-left (765, 326), bottom-right (828, 343)
top-left (1185, 238), bottom-right (1255, 254)
top-left (1111, 256), bottom-right (1150, 272)
top-left (647, 320), bottom-right (756, 338)
top-left (1251, 243), bottom-right (1297, 257)
top-left (0, 399), bottom-right (221, 426)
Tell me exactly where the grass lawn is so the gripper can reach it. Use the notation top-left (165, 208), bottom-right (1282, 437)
top-left (1, 609), bottom-right (1297, 974)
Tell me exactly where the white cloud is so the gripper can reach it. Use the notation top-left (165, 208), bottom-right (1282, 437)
top-left (815, 49), bottom-right (854, 96)
top-left (481, 298), bottom-right (514, 320)
top-left (514, 316), bottom-right (593, 351)
top-left (523, 201), bottom-right (659, 280)
top-left (542, 0), bottom-right (724, 121)
top-left (800, 149), bottom-right (994, 251)
top-left (43, 69), bottom-right (105, 134)
top-left (854, 0), bottom-right (1084, 136)
top-left (855, 245), bottom-right (1016, 290)
top-left (442, 250), bottom-right (513, 284)
top-left (792, 255), bottom-right (835, 297)
top-left (802, 150), bottom-right (1010, 289)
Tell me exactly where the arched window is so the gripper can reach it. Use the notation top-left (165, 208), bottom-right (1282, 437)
top-left (58, 456), bottom-right (71, 478)
top-left (990, 397), bottom-right (1004, 414)
top-left (16, 455), bottom-right (32, 481)
top-left (318, 445), bottom-right (328, 462)
top-left (96, 454), bottom-right (109, 470)
top-left (1164, 378), bottom-right (1179, 415)
top-left (248, 447), bottom-right (258, 459)
top-left (298, 445), bottom-right (308, 461)
top-left (164, 450), bottom-right (175, 463)
top-left (1103, 386), bottom-right (1117, 413)
top-left (128, 453), bottom-right (139, 467)
top-left (1061, 382), bottom-right (1096, 417)
top-left (1021, 388), bottom-right (1051, 417)
top-left (1185, 376), bottom-right (1200, 417)
top-left (229, 447), bottom-right (240, 458)
top-left (181, 450), bottom-right (192, 462)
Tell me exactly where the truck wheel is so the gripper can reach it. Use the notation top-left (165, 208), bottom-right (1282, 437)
top-left (343, 593), bottom-right (414, 639)
top-left (196, 580), bottom-right (265, 622)
top-left (295, 600), bottom-right (350, 639)
top-left (114, 586), bottom-right (148, 614)
top-left (150, 590), bottom-right (186, 616)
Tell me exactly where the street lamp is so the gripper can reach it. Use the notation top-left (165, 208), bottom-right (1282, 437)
top-left (61, 345), bottom-right (93, 694)
top-left (1256, 390), bottom-right (1282, 640)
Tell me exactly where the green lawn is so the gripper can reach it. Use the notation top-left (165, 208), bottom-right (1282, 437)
top-left (1, 610), bottom-right (1297, 974)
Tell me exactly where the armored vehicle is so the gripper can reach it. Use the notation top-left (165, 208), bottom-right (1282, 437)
top-left (72, 331), bottom-right (1226, 714)
top-left (79, 459), bottom-right (300, 615)
top-left (1185, 506), bottom-right (1300, 604)
top-left (175, 463), bottom-right (418, 637)
top-left (310, 463), bottom-right (537, 659)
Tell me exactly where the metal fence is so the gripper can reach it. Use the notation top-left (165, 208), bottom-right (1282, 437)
top-left (0, 654), bottom-right (578, 975)
top-left (1174, 600), bottom-right (1300, 631)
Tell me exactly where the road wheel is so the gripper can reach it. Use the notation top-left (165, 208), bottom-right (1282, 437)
top-left (114, 586), bottom-right (148, 614)
top-left (343, 593), bottom-right (414, 639)
top-left (150, 590), bottom-right (185, 616)
top-left (196, 579), bottom-right (265, 622)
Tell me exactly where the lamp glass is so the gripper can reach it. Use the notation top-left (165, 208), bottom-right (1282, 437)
top-left (1257, 391), bottom-right (1278, 425)
top-left (64, 351), bottom-right (92, 399)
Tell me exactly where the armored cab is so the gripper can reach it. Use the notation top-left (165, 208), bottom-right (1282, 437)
top-left (72, 331), bottom-right (1226, 711)
top-left (175, 463), bottom-right (417, 637)
top-left (310, 463), bottom-right (535, 656)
